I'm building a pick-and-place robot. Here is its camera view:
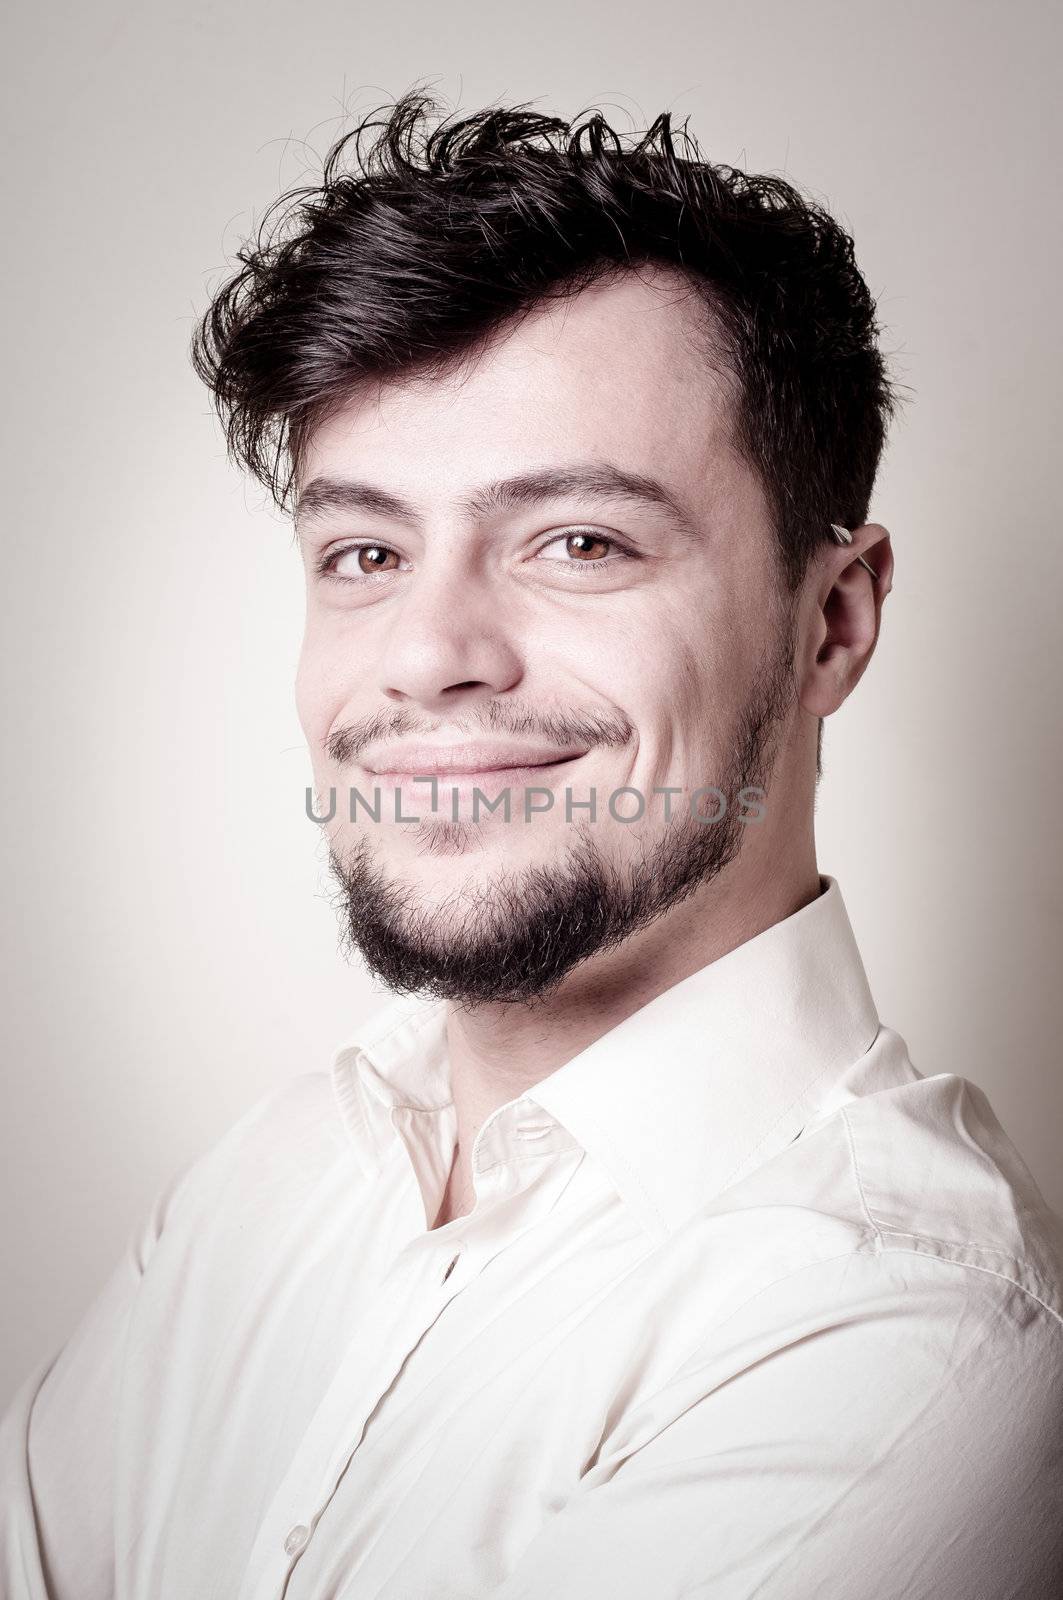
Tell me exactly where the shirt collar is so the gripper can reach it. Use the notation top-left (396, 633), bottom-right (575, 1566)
top-left (330, 875), bottom-right (880, 1242)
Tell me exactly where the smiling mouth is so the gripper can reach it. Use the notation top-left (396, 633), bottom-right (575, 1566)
top-left (374, 756), bottom-right (581, 775)
top-left (357, 756), bottom-right (587, 812)
top-left (367, 756), bottom-right (583, 784)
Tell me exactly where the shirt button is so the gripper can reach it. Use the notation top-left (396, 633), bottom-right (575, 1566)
top-left (284, 1524), bottom-right (309, 1556)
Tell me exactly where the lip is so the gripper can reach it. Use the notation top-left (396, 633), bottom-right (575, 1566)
top-left (359, 755), bottom-right (585, 812)
top-left (363, 743), bottom-right (588, 776)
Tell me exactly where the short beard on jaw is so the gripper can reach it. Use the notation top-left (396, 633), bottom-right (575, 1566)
top-left (327, 606), bottom-right (798, 1010)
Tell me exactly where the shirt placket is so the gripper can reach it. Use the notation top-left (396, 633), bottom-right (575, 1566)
top-left (239, 1102), bottom-right (580, 1600)
top-left (237, 1224), bottom-right (476, 1600)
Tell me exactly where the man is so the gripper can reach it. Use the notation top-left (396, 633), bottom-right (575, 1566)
top-left (2, 90), bottom-right (1061, 1599)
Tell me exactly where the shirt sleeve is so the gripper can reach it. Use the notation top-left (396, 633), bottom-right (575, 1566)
top-left (488, 1246), bottom-right (1063, 1600)
top-left (0, 1166), bottom-right (190, 1600)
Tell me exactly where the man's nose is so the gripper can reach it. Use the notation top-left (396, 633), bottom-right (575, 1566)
top-left (373, 556), bottom-right (525, 711)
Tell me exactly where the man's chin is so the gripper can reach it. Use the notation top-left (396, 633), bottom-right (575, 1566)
top-left (390, 815), bottom-right (508, 858)
top-left (342, 816), bottom-right (567, 871)
top-left (329, 829), bottom-right (549, 923)
top-left (329, 815), bottom-right (746, 1006)
top-left (326, 822), bottom-right (621, 1005)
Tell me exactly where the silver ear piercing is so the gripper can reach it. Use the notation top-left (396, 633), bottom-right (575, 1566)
top-left (829, 524), bottom-right (879, 581)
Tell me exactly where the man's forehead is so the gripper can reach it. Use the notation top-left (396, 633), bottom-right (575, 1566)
top-left (297, 271), bottom-right (736, 497)
top-left (485, 264), bottom-right (720, 362)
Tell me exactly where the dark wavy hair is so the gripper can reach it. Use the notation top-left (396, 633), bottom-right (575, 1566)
top-left (191, 88), bottom-right (903, 596)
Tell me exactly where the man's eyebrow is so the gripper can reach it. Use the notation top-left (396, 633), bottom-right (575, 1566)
top-left (295, 477), bottom-right (415, 527)
top-left (294, 464), bottom-right (701, 540)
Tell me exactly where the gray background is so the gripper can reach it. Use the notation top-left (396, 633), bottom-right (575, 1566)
top-left (2, 0), bottom-right (1061, 1406)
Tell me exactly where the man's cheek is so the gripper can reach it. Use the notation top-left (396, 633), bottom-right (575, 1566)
top-left (293, 667), bottom-right (331, 744)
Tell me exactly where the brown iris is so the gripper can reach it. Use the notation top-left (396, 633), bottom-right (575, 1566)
top-left (361, 550), bottom-right (403, 576)
top-left (563, 534), bottom-right (605, 560)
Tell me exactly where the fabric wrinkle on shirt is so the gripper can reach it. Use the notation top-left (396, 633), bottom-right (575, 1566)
top-left (1, 874), bottom-right (1061, 1600)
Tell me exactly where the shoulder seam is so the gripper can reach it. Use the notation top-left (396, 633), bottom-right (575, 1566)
top-left (873, 1244), bottom-right (1063, 1332)
top-left (841, 1106), bottom-right (1063, 1331)
top-left (874, 1225), bottom-right (1031, 1261)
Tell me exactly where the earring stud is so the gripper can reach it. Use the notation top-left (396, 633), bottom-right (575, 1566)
top-left (829, 523), bottom-right (879, 581)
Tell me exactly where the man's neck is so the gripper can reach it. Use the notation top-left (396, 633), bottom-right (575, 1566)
top-left (429, 852), bottom-right (822, 1229)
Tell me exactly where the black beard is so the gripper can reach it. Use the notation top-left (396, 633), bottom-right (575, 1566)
top-left (327, 611), bottom-right (797, 1011)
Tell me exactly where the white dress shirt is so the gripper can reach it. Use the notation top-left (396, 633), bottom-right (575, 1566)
top-left (2, 875), bottom-right (1062, 1599)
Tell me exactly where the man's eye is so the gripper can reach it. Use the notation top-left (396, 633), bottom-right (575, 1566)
top-left (316, 544), bottom-right (402, 581)
top-left (535, 530), bottom-right (626, 567)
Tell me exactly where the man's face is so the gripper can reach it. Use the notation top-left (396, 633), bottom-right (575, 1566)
top-left (294, 267), bottom-right (799, 1005)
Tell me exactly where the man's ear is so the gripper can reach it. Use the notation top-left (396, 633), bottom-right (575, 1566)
top-left (799, 523), bottom-right (894, 718)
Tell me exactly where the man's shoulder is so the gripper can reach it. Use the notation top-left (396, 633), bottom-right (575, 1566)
top-left (800, 1027), bottom-right (1063, 1329)
top-left (199, 1069), bottom-right (345, 1171)
top-left (140, 1070), bottom-right (349, 1257)
top-left (664, 1039), bottom-right (1063, 1429)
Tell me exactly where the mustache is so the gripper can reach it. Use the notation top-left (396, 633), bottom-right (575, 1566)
top-left (325, 703), bottom-right (635, 766)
